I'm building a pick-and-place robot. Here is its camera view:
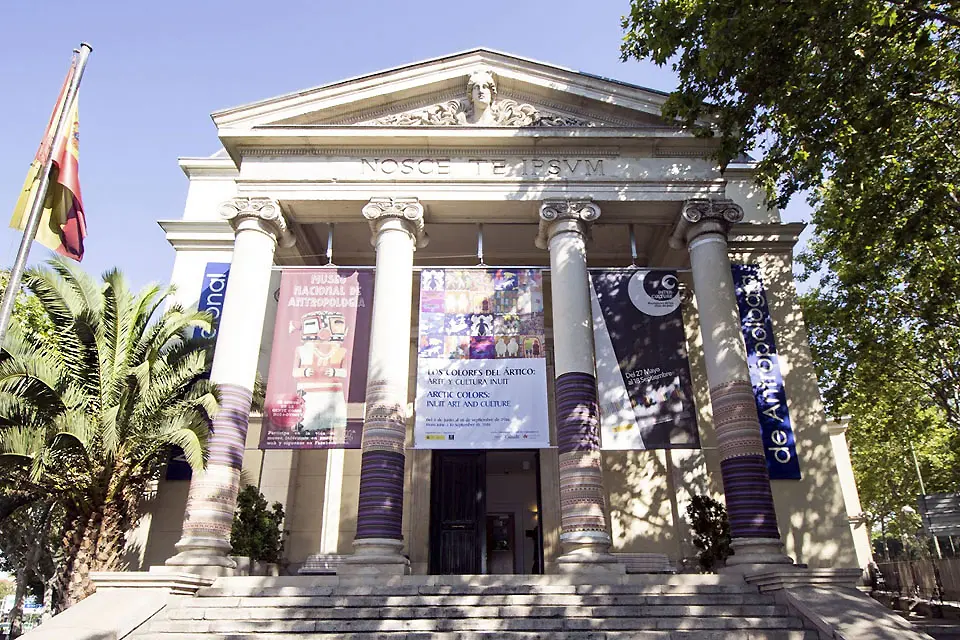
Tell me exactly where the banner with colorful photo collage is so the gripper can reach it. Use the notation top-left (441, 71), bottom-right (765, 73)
top-left (261, 268), bottom-right (374, 449)
top-left (414, 268), bottom-right (550, 449)
top-left (590, 268), bottom-right (700, 450)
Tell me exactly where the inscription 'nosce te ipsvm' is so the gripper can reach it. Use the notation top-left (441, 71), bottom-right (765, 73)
top-left (360, 157), bottom-right (605, 178)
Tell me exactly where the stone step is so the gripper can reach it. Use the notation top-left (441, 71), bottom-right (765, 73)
top-left (195, 583), bottom-right (763, 598)
top-left (145, 615), bottom-right (805, 634)
top-left (136, 629), bottom-right (819, 640)
top-left (167, 604), bottom-right (790, 620)
top-left (180, 593), bottom-right (778, 609)
top-left (208, 573), bottom-right (747, 589)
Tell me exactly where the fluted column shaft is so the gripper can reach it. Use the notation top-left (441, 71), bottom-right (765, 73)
top-left (670, 199), bottom-right (791, 568)
top-left (537, 200), bottom-right (622, 573)
top-left (342, 197), bottom-right (427, 576)
top-left (166, 197), bottom-right (294, 576)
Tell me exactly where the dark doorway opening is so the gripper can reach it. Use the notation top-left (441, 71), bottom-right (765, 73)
top-left (430, 450), bottom-right (543, 575)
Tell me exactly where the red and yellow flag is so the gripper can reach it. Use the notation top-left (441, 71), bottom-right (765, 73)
top-left (10, 61), bottom-right (87, 262)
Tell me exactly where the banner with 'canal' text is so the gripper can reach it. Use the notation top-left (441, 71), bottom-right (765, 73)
top-left (193, 262), bottom-right (230, 340)
top-left (590, 269), bottom-right (699, 450)
top-left (731, 264), bottom-right (801, 480)
top-left (414, 268), bottom-right (550, 448)
top-left (261, 269), bottom-right (373, 449)
top-left (168, 260), bottom-right (232, 480)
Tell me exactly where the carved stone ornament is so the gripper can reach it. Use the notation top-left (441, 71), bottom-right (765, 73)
top-left (668, 198), bottom-right (745, 249)
top-left (218, 197), bottom-right (296, 248)
top-left (536, 199), bottom-right (601, 249)
top-left (366, 69), bottom-right (598, 128)
top-left (361, 197), bottom-right (429, 248)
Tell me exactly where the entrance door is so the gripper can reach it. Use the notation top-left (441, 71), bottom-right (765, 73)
top-left (430, 452), bottom-right (486, 574)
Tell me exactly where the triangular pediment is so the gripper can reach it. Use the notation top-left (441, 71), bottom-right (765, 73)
top-left (211, 49), bottom-right (683, 130)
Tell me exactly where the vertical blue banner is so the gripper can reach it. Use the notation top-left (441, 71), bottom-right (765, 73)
top-left (193, 262), bottom-right (231, 340)
top-left (731, 264), bottom-right (801, 480)
top-left (168, 261), bottom-right (232, 480)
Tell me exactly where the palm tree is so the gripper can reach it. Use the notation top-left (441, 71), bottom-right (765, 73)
top-left (0, 260), bottom-right (217, 608)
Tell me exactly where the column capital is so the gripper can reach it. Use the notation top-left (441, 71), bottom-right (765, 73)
top-left (218, 197), bottom-right (296, 248)
top-left (668, 198), bottom-right (744, 249)
top-left (362, 197), bottom-right (429, 248)
top-left (535, 199), bottom-right (601, 249)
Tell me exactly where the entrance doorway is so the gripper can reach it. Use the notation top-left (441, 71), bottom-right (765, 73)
top-left (430, 450), bottom-right (543, 575)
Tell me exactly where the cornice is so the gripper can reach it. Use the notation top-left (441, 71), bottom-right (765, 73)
top-left (178, 157), bottom-right (239, 179)
top-left (159, 219), bottom-right (235, 250)
top-left (236, 146), bottom-right (623, 158)
top-left (727, 222), bottom-right (806, 250)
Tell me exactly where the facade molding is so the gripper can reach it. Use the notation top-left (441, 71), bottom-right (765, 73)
top-left (236, 146), bottom-right (624, 158)
top-left (159, 219), bottom-right (235, 250)
top-left (727, 222), bottom-right (806, 251)
top-left (210, 49), bottom-right (685, 130)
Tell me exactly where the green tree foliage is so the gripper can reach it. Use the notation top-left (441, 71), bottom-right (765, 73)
top-left (230, 485), bottom-right (285, 564)
top-left (0, 260), bottom-right (217, 608)
top-left (685, 495), bottom-right (732, 572)
top-left (623, 1), bottom-right (960, 534)
top-left (0, 501), bottom-right (56, 636)
top-left (0, 271), bottom-right (54, 349)
top-left (802, 290), bottom-right (960, 546)
top-left (621, 0), bottom-right (960, 392)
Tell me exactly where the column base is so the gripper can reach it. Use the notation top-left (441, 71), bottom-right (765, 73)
top-left (556, 536), bottom-right (626, 574)
top-left (338, 538), bottom-right (410, 576)
top-left (720, 537), bottom-right (794, 574)
top-left (163, 537), bottom-right (237, 579)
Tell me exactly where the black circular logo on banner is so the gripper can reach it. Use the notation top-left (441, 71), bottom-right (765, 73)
top-left (628, 270), bottom-right (680, 316)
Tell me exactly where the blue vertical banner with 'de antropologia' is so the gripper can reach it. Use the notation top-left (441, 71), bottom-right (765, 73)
top-left (731, 263), bottom-right (801, 480)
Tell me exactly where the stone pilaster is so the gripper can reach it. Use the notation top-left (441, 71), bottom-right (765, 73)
top-left (340, 197), bottom-right (427, 576)
top-left (537, 200), bottom-right (623, 574)
top-left (165, 197), bottom-right (294, 577)
top-left (670, 198), bottom-right (792, 569)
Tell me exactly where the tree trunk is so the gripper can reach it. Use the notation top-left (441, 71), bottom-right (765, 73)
top-left (59, 508), bottom-right (99, 608)
top-left (5, 503), bottom-right (52, 637)
top-left (60, 498), bottom-right (134, 607)
top-left (6, 568), bottom-right (27, 639)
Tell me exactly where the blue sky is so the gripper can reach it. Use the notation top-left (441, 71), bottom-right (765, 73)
top-left (0, 0), bottom-right (810, 289)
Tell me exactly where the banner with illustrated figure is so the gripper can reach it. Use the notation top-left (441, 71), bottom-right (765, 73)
top-left (731, 263), bottom-right (801, 480)
top-left (590, 269), bottom-right (699, 450)
top-left (261, 269), bottom-right (374, 449)
top-left (414, 268), bottom-right (550, 448)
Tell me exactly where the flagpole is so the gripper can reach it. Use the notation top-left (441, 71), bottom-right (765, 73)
top-left (0, 43), bottom-right (92, 346)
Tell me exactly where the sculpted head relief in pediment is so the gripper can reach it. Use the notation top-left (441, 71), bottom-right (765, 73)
top-left (367, 69), bottom-right (598, 127)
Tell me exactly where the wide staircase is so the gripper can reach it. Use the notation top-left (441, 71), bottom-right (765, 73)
top-left (132, 574), bottom-right (819, 639)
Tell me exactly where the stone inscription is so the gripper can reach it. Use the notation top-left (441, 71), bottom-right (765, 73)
top-left (360, 157), bottom-right (605, 178)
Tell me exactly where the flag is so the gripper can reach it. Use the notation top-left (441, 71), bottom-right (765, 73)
top-left (10, 60), bottom-right (87, 262)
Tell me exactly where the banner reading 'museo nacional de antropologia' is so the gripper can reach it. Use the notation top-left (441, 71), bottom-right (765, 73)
top-left (414, 268), bottom-right (550, 448)
top-left (261, 268), bottom-right (373, 450)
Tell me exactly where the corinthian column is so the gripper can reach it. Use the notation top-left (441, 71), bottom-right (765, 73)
top-left (669, 198), bottom-right (792, 569)
top-left (166, 197), bottom-right (295, 576)
top-left (340, 197), bottom-right (427, 576)
top-left (537, 200), bottom-right (623, 574)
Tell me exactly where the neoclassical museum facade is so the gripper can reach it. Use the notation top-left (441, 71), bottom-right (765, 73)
top-left (132, 49), bottom-right (872, 578)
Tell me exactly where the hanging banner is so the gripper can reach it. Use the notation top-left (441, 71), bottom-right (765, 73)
top-left (590, 269), bottom-right (699, 450)
top-left (732, 264), bottom-right (801, 479)
top-left (414, 268), bottom-right (550, 448)
top-left (193, 262), bottom-right (230, 340)
top-left (260, 269), bottom-right (373, 449)
top-left (168, 260), bottom-right (232, 480)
